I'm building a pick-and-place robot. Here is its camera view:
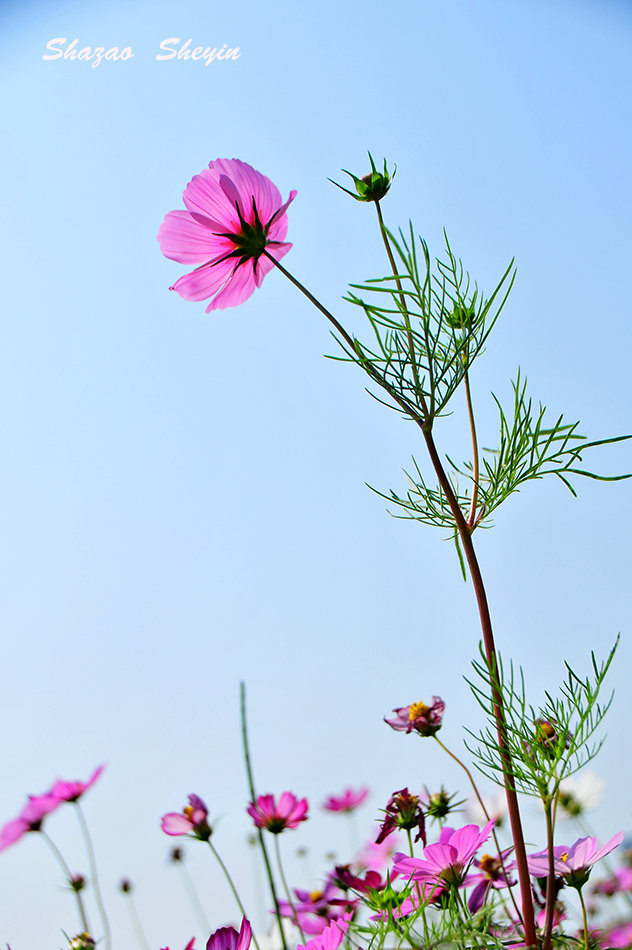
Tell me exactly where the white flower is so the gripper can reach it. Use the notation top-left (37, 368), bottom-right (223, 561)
top-left (464, 790), bottom-right (507, 828)
top-left (557, 771), bottom-right (605, 817)
top-left (255, 920), bottom-right (300, 950)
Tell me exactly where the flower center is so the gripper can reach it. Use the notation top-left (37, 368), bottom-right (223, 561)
top-left (479, 854), bottom-right (501, 879)
top-left (309, 890), bottom-right (323, 903)
top-left (561, 851), bottom-right (569, 863)
top-left (409, 701), bottom-right (430, 720)
top-left (183, 805), bottom-right (194, 821)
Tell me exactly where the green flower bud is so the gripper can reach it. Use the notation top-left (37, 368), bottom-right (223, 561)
top-left (330, 153), bottom-right (396, 203)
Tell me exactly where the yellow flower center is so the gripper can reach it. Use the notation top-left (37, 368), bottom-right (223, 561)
top-left (183, 805), bottom-right (194, 820)
top-left (479, 854), bottom-right (501, 878)
top-left (309, 890), bottom-right (323, 903)
top-left (409, 701), bottom-right (430, 721)
top-left (561, 851), bottom-right (569, 863)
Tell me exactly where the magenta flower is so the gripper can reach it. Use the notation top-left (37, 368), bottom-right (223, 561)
top-left (527, 832), bottom-right (624, 889)
top-left (161, 794), bottom-right (212, 841)
top-left (323, 787), bottom-right (369, 813)
top-left (49, 765), bottom-right (104, 803)
top-left (158, 158), bottom-right (297, 311)
top-left (393, 819), bottom-right (495, 887)
top-left (247, 792), bottom-right (308, 834)
top-left (467, 849), bottom-right (516, 913)
top-left (384, 697), bottom-right (445, 736)
top-left (206, 918), bottom-right (251, 950)
top-left (0, 793), bottom-right (63, 852)
top-left (375, 788), bottom-right (425, 845)
top-left (296, 913), bottom-right (352, 950)
top-left (277, 884), bottom-right (353, 934)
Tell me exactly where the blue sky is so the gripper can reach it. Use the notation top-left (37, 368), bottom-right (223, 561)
top-left (0, 0), bottom-right (631, 946)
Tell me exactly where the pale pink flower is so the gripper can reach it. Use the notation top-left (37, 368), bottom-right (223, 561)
top-left (247, 792), bottom-right (308, 834)
top-left (297, 913), bottom-right (352, 950)
top-left (384, 698), bottom-right (445, 736)
top-left (527, 832), bottom-right (624, 889)
top-left (604, 921), bottom-right (632, 948)
top-left (161, 794), bottom-right (212, 841)
top-left (393, 819), bottom-right (495, 886)
top-left (323, 787), bottom-right (369, 813)
top-left (206, 918), bottom-right (251, 950)
top-left (49, 765), bottom-right (105, 803)
top-left (158, 158), bottom-right (296, 311)
top-left (0, 793), bottom-right (62, 852)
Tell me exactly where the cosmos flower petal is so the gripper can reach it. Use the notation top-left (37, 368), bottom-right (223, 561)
top-left (158, 211), bottom-right (231, 265)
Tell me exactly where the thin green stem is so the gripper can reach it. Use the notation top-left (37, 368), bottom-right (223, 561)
top-left (178, 859), bottom-right (211, 934)
top-left (40, 829), bottom-right (90, 934)
top-left (75, 802), bottom-right (111, 950)
top-left (578, 888), bottom-right (590, 950)
top-left (122, 892), bottom-right (150, 950)
top-left (542, 797), bottom-right (557, 950)
top-left (241, 682), bottom-right (287, 950)
top-left (274, 835), bottom-right (306, 944)
top-left (432, 735), bottom-right (523, 927)
top-left (374, 201), bottom-right (423, 401)
top-left (208, 838), bottom-right (260, 950)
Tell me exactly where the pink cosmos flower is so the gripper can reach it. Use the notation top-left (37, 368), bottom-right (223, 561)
top-left (353, 833), bottom-right (402, 871)
top-left (527, 832), bottom-right (624, 889)
top-left (49, 765), bottom-right (105, 803)
top-left (384, 698), bottom-right (445, 736)
top-left (247, 792), bottom-right (308, 834)
top-left (277, 884), bottom-right (353, 934)
top-left (206, 918), bottom-right (251, 950)
top-left (467, 849), bottom-right (516, 913)
top-left (161, 794), bottom-right (212, 841)
top-left (0, 793), bottom-right (63, 852)
top-left (604, 921), bottom-right (632, 948)
top-left (323, 787), bottom-right (369, 813)
top-left (296, 913), bottom-right (352, 950)
top-left (393, 819), bottom-right (495, 887)
top-left (158, 158), bottom-right (297, 311)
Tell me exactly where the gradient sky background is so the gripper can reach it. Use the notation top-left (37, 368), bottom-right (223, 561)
top-left (0, 0), bottom-right (631, 946)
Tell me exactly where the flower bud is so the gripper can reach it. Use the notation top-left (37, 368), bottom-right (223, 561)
top-left (330, 153), bottom-right (395, 203)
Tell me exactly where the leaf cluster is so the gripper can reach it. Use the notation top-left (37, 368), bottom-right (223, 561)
top-left (338, 226), bottom-right (515, 426)
top-left (464, 638), bottom-right (619, 798)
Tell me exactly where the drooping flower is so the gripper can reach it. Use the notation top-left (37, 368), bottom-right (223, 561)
top-left (48, 765), bottom-right (105, 804)
top-left (375, 788), bottom-right (425, 845)
top-left (161, 794), bottom-right (212, 841)
top-left (384, 697), bottom-right (445, 736)
top-left (296, 913), bottom-right (352, 950)
top-left (329, 864), bottom-right (385, 895)
top-left (158, 158), bottom-right (297, 311)
top-left (247, 792), bottom-right (308, 834)
top-left (527, 833), bottom-right (624, 889)
top-left (206, 917), bottom-right (251, 950)
top-left (393, 819), bottom-right (495, 887)
top-left (322, 787), bottom-right (369, 813)
top-left (0, 793), bottom-right (63, 853)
